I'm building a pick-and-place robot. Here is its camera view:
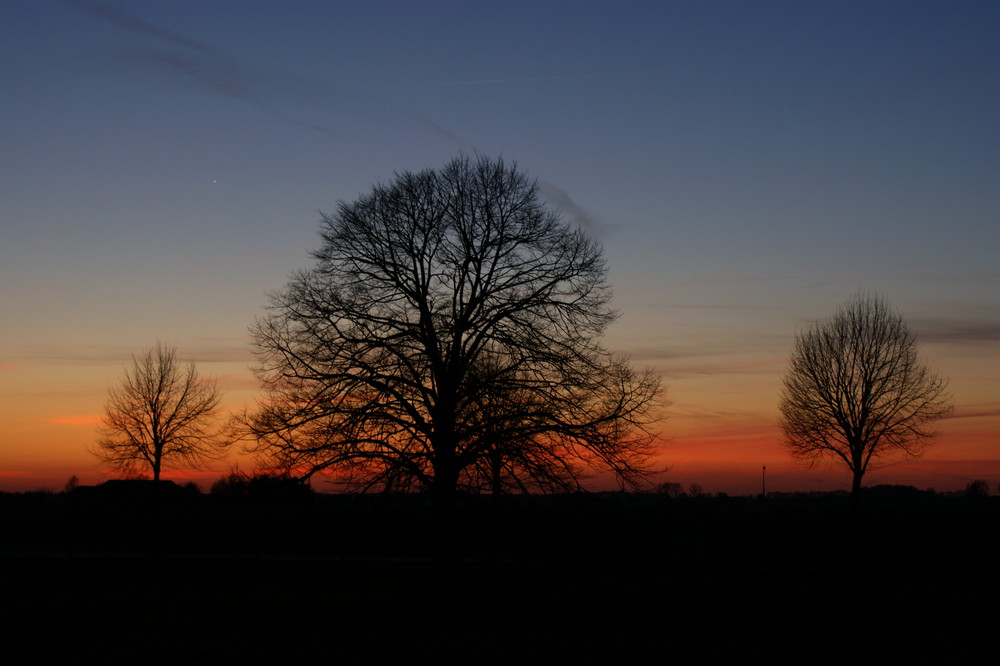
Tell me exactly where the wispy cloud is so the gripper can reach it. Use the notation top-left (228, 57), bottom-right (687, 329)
top-left (14, 342), bottom-right (253, 365)
top-left (60, 0), bottom-right (348, 138)
top-left (681, 271), bottom-right (801, 286)
top-left (66, 0), bottom-right (345, 137)
top-left (537, 180), bottom-right (611, 237)
top-left (63, 0), bottom-right (630, 251)
top-left (942, 404), bottom-right (1000, 421)
top-left (62, 0), bottom-right (220, 55)
top-left (183, 347), bottom-right (255, 364)
top-left (49, 414), bottom-right (103, 427)
top-left (62, 0), bottom-right (471, 145)
top-left (4, 389), bottom-right (101, 400)
top-left (15, 344), bottom-right (136, 364)
top-left (911, 317), bottom-right (1000, 344)
top-left (666, 356), bottom-right (787, 379)
top-left (376, 75), bottom-right (593, 89)
top-left (181, 252), bottom-right (284, 271)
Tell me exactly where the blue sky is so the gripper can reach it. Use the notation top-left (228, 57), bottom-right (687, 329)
top-left (2, 0), bottom-right (997, 493)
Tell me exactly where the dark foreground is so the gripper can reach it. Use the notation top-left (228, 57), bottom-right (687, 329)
top-left (3, 489), bottom-right (997, 659)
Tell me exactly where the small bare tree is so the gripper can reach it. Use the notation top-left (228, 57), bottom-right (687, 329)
top-left (779, 293), bottom-right (951, 509)
top-left (95, 342), bottom-right (224, 481)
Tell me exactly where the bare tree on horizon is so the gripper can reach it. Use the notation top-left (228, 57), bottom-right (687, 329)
top-left (94, 341), bottom-right (225, 482)
top-left (779, 292), bottom-right (951, 512)
top-left (240, 155), bottom-right (663, 572)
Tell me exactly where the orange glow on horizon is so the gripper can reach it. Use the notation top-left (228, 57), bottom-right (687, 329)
top-left (1, 352), bottom-right (996, 495)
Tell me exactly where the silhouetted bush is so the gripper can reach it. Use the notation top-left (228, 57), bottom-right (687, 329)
top-left (211, 469), bottom-right (251, 495)
top-left (658, 482), bottom-right (683, 498)
top-left (965, 479), bottom-right (990, 498)
top-left (210, 471), bottom-right (314, 507)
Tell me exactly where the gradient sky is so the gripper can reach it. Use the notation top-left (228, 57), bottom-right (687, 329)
top-left (2, 0), bottom-right (997, 494)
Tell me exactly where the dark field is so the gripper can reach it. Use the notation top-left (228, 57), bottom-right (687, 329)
top-left (4, 489), bottom-right (996, 660)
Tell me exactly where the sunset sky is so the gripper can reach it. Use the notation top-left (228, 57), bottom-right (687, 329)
top-left (2, 0), bottom-right (997, 495)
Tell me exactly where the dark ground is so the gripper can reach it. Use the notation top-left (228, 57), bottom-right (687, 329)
top-left (3, 488), bottom-right (996, 660)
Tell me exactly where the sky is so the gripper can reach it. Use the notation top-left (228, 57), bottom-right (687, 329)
top-left (1, 0), bottom-right (997, 495)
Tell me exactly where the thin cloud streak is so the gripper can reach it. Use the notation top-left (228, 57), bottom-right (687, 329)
top-left (182, 253), bottom-right (285, 271)
top-left (65, 0), bottom-right (471, 146)
top-left (62, 0), bottom-right (220, 55)
top-left (648, 359), bottom-right (786, 379)
top-left (941, 405), bottom-right (1000, 421)
top-left (49, 414), bottom-right (103, 427)
top-left (110, 45), bottom-right (344, 138)
top-left (537, 180), bottom-right (612, 238)
top-left (633, 300), bottom-right (789, 312)
top-left (911, 318), bottom-right (1000, 344)
top-left (377, 74), bottom-right (594, 89)
top-left (669, 404), bottom-right (766, 424)
top-left (13, 343), bottom-right (253, 365)
top-left (65, 0), bottom-right (611, 226)
top-left (66, 0), bottom-right (344, 138)
top-left (682, 271), bottom-right (801, 286)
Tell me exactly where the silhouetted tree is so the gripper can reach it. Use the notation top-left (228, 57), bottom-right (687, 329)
top-left (211, 468), bottom-right (252, 495)
top-left (779, 293), bottom-right (951, 511)
top-left (242, 155), bottom-right (662, 566)
top-left (964, 479), bottom-right (990, 498)
top-left (94, 342), bottom-right (225, 482)
top-left (211, 469), bottom-right (310, 502)
top-left (658, 481), bottom-right (683, 498)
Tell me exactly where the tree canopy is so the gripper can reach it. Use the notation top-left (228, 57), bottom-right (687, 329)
top-left (243, 156), bottom-right (662, 512)
top-left (95, 342), bottom-right (224, 481)
top-left (779, 292), bottom-right (951, 506)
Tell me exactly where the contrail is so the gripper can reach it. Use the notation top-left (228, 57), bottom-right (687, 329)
top-left (537, 180), bottom-right (610, 238)
top-left (63, 0), bottom-right (603, 227)
top-left (119, 47), bottom-right (342, 138)
top-left (62, 0), bottom-right (344, 138)
top-left (377, 75), bottom-right (593, 89)
top-left (62, 0), bottom-right (220, 55)
top-left (60, 0), bottom-right (548, 150)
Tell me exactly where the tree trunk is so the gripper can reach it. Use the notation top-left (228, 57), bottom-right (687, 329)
top-left (151, 454), bottom-right (162, 557)
top-left (850, 468), bottom-right (863, 518)
top-left (431, 461), bottom-right (459, 602)
top-left (490, 448), bottom-right (501, 561)
top-left (848, 468), bottom-right (864, 574)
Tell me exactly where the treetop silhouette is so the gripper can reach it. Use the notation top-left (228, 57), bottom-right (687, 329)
top-left (94, 341), bottom-right (225, 482)
top-left (779, 292), bottom-right (951, 510)
top-left (242, 155), bottom-right (662, 559)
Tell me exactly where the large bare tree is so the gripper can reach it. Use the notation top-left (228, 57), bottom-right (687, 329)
top-left (779, 293), bottom-right (951, 508)
top-left (95, 342), bottom-right (224, 481)
top-left (244, 155), bottom-right (662, 560)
